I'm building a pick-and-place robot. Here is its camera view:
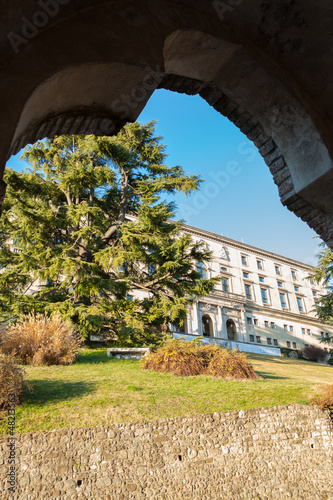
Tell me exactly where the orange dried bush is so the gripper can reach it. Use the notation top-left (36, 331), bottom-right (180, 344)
top-left (311, 384), bottom-right (333, 410)
top-left (142, 338), bottom-right (257, 379)
top-left (0, 313), bottom-right (82, 365)
top-left (0, 354), bottom-right (26, 417)
top-left (207, 348), bottom-right (258, 379)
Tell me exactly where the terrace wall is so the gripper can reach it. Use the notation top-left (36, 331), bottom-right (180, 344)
top-left (0, 404), bottom-right (332, 499)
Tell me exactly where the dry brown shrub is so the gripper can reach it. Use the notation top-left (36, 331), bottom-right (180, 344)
top-left (311, 384), bottom-right (333, 410)
top-left (0, 313), bottom-right (82, 365)
top-left (0, 354), bottom-right (26, 417)
top-left (207, 348), bottom-right (258, 379)
top-left (142, 338), bottom-right (257, 379)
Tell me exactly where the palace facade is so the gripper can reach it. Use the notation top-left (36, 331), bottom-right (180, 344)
top-left (173, 223), bottom-right (333, 356)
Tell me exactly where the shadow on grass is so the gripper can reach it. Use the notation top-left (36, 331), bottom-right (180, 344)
top-left (24, 380), bottom-right (96, 406)
top-left (75, 350), bottom-right (141, 365)
top-left (255, 372), bottom-right (289, 380)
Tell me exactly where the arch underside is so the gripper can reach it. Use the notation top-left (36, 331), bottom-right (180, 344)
top-left (1, 1), bottom-right (333, 247)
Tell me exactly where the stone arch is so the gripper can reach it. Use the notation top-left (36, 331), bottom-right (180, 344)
top-left (1, 2), bottom-right (333, 247)
top-left (226, 319), bottom-right (237, 341)
top-left (201, 314), bottom-right (213, 338)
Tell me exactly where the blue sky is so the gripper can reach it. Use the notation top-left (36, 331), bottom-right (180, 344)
top-left (6, 88), bottom-right (322, 265)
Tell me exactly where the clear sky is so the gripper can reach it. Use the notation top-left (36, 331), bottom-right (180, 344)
top-left (6, 88), bottom-right (322, 265)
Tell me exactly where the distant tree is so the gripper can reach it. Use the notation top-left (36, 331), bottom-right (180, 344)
top-left (0, 122), bottom-right (219, 344)
top-left (308, 244), bottom-right (333, 344)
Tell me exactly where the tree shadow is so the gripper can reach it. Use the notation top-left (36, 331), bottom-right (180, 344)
top-left (24, 380), bottom-right (96, 406)
top-left (255, 371), bottom-right (289, 380)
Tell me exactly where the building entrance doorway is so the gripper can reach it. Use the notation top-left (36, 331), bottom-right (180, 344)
top-left (202, 314), bottom-right (213, 337)
top-left (226, 319), bottom-right (237, 341)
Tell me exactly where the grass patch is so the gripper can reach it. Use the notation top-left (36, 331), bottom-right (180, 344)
top-left (0, 349), bottom-right (331, 436)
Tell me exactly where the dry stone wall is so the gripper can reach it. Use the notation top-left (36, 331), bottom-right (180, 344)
top-left (0, 404), bottom-right (332, 500)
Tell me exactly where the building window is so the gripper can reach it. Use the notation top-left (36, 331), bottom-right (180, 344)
top-left (270, 322), bottom-right (275, 329)
top-left (253, 318), bottom-right (258, 326)
top-left (292, 342), bottom-right (297, 349)
top-left (284, 324), bottom-right (288, 331)
top-left (196, 262), bottom-right (207, 280)
top-left (259, 276), bottom-right (264, 283)
top-left (221, 267), bottom-right (227, 272)
top-left (267, 338), bottom-right (272, 345)
top-left (296, 296), bottom-right (303, 312)
top-left (301, 328), bottom-right (305, 335)
top-left (277, 281), bottom-right (283, 288)
top-left (222, 277), bottom-right (229, 292)
top-left (126, 294), bottom-right (133, 301)
top-left (306, 329), bottom-right (311, 335)
top-left (286, 341), bottom-right (291, 348)
top-left (148, 263), bottom-right (156, 276)
top-left (257, 260), bottom-right (263, 270)
top-left (275, 265), bottom-right (281, 275)
top-left (264, 321), bottom-right (269, 327)
top-left (241, 255), bottom-right (248, 266)
top-left (289, 325), bottom-right (294, 332)
top-left (261, 288), bottom-right (268, 304)
top-left (249, 335), bottom-right (254, 342)
top-left (326, 332), bottom-right (330, 338)
top-left (305, 344), bottom-right (309, 348)
top-left (273, 339), bottom-right (278, 346)
top-left (309, 277), bottom-right (313, 284)
top-left (280, 292), bottom-right (287, 309)
top-left (245, 284), bottom-right (252, 300)
top-left (243, 272), bottom-right (249, 279)
top-left (256, 336), bottom-right (261, 343)
top-left (294, 286), bottom-right (299, 292)
top-left (291, 270), bottom-right (297, 280)
top-left (247, 317), bottom-right (252, 325)
top-left (312, 290), bottom-right (316, 297)
top-left (320, 331), bottom-right (324, 338)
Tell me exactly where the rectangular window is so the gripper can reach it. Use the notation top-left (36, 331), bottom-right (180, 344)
top-left (261, 288), bottom-right (268, 304)
top-left (267, 337), bottom-right (272, 345)
top-left (148, 263), bottom-right (156, 276)
top-left (196, 262), bottom-right (207, 280)
top-left (312, 290), bottom-right (316, 297)
top-left (280, 292), bottom-right (287, 309)
top-left (326, 332), bottom-right (330, 338)
top-left (256, 336), bottom-right (261, 343)
top-left (264, 321), bottom-right (269, 327)
top-left (306, 329), bottom-right (310, 335)
top-left (270, 322), bottom-right (275, 329)
top-left (259, 276), bottom-right (264, 283)
top-left (291, 270), bottom-right (297, 280)
top-left (289, 325), bottom-right (294, 332)
top-left (286, 341), bottom-right (291, 348)
top-left (309, 277), bottom-right (313, 284)
top-left (284, 324), bottom-right (288, 331)
top-left (292, 342), bottom-right (297, 349)
top-left (241, 255), bottom-right (247, 266)
top-left (277, 281), bottom-right (283, 288)
top-left (249, 335), bottom-right (254, 342)
top-left (243, 272), bottom-right (249, 279)
top-left (221, 267), bottom-right (227, 272)
top-left (273, 339), bottom-right (278, 346)
top-left (321, 331), bottom-right (324, 338)
top-left (126, 295), bottom-right (133, 301)
top-left (253, 318), bottom-right (258, 326)
top-left (301, 328), bottom-right (305, 335)
top-left (245, 284), bottom-right (252, 300)
top-left (275, 265), bottom-right (281, 275)
top-left (247, 317), bottom-right (252, 325)
top-left (294, 286), bottom-right (299, 292)
top-left (222, 277), bottom-right (229, 292)
top-left (296, 296), bottom-right (303, 312)
top-left (257, 260), bottom-right (263, 270)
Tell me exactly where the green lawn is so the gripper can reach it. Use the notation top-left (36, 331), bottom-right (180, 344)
top-left (1, 349), bottom-right (332, 436)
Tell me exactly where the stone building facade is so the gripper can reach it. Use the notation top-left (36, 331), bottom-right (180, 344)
top-left (173, 223), bottom-right (333, 356)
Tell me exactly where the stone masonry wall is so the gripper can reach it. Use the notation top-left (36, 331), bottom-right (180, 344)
top-left (0, 404), bottom-right (332, 500)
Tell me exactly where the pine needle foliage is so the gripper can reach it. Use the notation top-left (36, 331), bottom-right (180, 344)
top-left (0, 313), bottom-right (82, 365)
top-left (142, 338), bottom-right (258, 379)
top-left (0, 122), bottom-right (219, 343)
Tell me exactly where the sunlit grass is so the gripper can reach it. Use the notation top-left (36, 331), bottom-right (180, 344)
top-left (0, 349), bottom-right (331, 436)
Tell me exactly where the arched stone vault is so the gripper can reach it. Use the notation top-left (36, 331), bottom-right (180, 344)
top-left (1, 0), bottom-right (333, 246)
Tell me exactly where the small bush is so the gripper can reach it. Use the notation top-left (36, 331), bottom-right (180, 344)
top-left (301, 345), bottom-right (327, 363)
top-left (0, 354), bottom-right (26, 417)
top-left (311, 384), bottom-right (333, 410)
top-left (0, 313), bottom-right (82, 365)
top-left (142, 338), bottom-right (258, 379)
top-left (207, 349), bottom-right (258, 379)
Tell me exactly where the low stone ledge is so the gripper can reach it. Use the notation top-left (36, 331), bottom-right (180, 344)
top-left (107, 348), bottom-right (150, 359)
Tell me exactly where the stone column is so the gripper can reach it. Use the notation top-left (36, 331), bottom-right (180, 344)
top-left (217, 306), bottom-right (223, 338)
top-left (192, 302), bottom-right (199, 335)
